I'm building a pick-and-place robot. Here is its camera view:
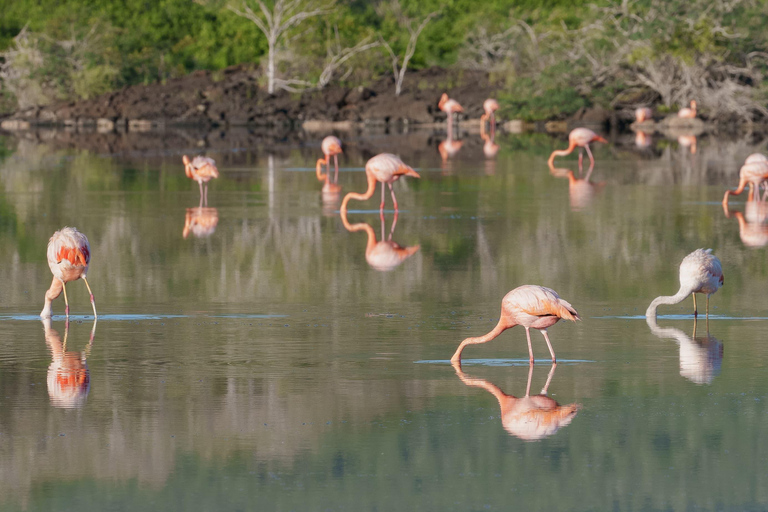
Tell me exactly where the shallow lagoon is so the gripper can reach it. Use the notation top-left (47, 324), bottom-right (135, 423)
top-left (0, 129), bottom-right (767, 511)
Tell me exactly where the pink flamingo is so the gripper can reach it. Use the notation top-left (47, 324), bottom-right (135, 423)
top-left (646, 249), bottom-right (723, 319)
top-left (547, 128), bottom-right (608, 171)
top-left (183, 155), bottom-right (219, 206)
top-left (340, 153), bottom-right (420, 213)
top-left (439, 93), bottom-right (463, 137)
top-left (678, 100), bottom-right (697, 119)
top-left (481, 98), bottom-right (499, 136)
top-left (722, 161), bottom-right (768, 208)
top-left (315, 136), bottom-right (343, 185)
top-left (41, 227), bottom-right (97, 319)
top-left (635, 107), bottom-right (652, 123)
top-left (451, 285), bottom-right (580, 364)
top-left (452, 361), bottom-right (579, 441)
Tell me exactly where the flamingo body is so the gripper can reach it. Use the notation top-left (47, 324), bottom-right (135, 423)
top-left (678, 100), bottom-right (697, 119)
top-left (723, 161), bottom-right (768, 207)
top-left (183, 155), bottom-right (219, 206)
top-left (646, 249), bottom-right (723, 318)
top-left (451, 285), bottom-right (580, 363)
top-left (481, 98), bottom-right (500, 134)
top-left (635, 107), bottom-right (652, 123)
top-left (340, 153), bottom-right (420, 212)
top-left (548, 128), bottom-right (608, 169)
top-left (439, 93), bottom-right (463, 136)
top-left (41, 227), bottom-right (97, 318)
top-left (316, 136), bottom-right (343, 183)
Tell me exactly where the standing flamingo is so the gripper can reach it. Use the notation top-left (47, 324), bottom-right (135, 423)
top-left (340, 153), bottom-right (420, 213)
top-left (481, 98), bottom-right (499, 136)
top-left (678, 100), bottom-right (697, 119)
top-left (722, 161), bottom-right (768, 208)
top-left (439, 93), bottom-right (463, 137)
top-left (41, 227), bottom-right (97, 319)
top-left (547, 128), bottom-right (608, 171)
top-left (183, 155), bottom-right (219, 206)
top-left (315, 136), bottom-right (343, 185)
top-left (451, 285), bottom-right (580, 364)
top-left (646, 249), bottom-right (723, 319)
top-left (635, 107), bottom-right (652, 123)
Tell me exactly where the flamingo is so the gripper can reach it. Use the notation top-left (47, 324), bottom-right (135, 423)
top-left (183, 207), bottom-right (219, 238)
top-left (645, 316), bottom-right (723, 385)
top-left (315, 136), bottom-right (343, 185)
top-left (646, 249), bottom-right (723, 319)
top-left (438, 93), bottom-right (463, 137)
top-left (41, 227), bottom-right (97, 319)
top-left (481, 98), bottom-right (499, 136)
top-left (340, 153), bottom-right (420, 213)
top-left (547, 128), bottom-right (608, 171)
top-left (635, 107), bottom-right (652, 123)
top-left (340, 209), bottom-right (419, 271)
top-left (744, 153), bottom-right (768, 198)
top-left (722, 161), bottom-right (768, 208)
top-left (183, 155), bottom-right (219, 206)
top-left (678, 100), bottom-right (697, 119)
top-left (450, 285), bottom-right (580, 364)
top-left (43, 317), bottom-right (95, 408)
top-left (452, 361), bottom-right (579, 441)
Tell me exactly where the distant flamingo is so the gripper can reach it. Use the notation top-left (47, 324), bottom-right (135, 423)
top-left (678, 100), bottom-right (697, 119)
top-left (452, 361), bottom-right (579, 441)
top-left (341, 209), bottom-right (419, 271)
top-left (315, 136), bottom-right (343, 185)
top-left (340, 153), bottom-right (420, 213)
top-left (451, 285), bottom-right (580, 364)
top-left (635, 107), bottom-right (652, 123)
top-left (646, 249), bottom-right (723, 319)
top-left (439, 93), bottom-right (463, 137)
top-left (481, 98), bottom-right (499, 136)
top-left (722, 161), bottom-right (768, 208)
top-left (183, 155), bottom-right (219, 206)
top-left (547, 128), bottom-right (608, 171)
top-left (41, 227), bottom-right (97, 319)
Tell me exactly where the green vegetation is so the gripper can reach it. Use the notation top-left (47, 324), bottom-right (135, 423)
top-left (1, 0), bottom-right (768, 121)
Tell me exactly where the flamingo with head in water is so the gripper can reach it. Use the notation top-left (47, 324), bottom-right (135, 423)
top-left (481, 98), bottom-right (499, 135)
top-left (722, 161), bottom-right (768, 208)
top-left (548, 128), bottom-right (608, 171)
top-left (340, 153), bottom-right (420, 213)
top-left (646, 249), bottom-right (723, 319)
top-left (316, 136), bottom-right (343, 185)
top-left (439, 93), bottom-right (463, 137)
top-left (41, 227), bottom-right (97, 319)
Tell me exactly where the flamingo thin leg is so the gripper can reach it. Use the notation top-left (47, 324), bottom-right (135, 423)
top-left (334, 154), bottom-right (339, 184)
top-left (541, 329), bottom-right (557, 364)
top-left (62, 282), bottom-right (69, 317)
top-left (693, 293), bottom-right (698, 317)
top-left (525, 327), bottom-right (535, 364)
top-left (585, 144), bottom-right (595, 168)
top-left (82, 276), bottom-right (97, 319)
top-left (388, 182), bottom-right (398, 211)
top-left (380, 182), bottom-right (386, 211)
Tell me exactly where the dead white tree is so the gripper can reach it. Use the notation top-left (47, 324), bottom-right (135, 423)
top-left (376, 0), bottom-right (440, 96)
top-left (317, 26), bottom-right (380, 89)
top-left (228, 0), bottom-right (334, 94)
top-left (0, 26), bottom-right (50, 109)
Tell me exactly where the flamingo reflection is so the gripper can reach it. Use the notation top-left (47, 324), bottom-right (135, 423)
top-left (645, 316), bottom-right (723, 385)
top-left (548, 161), bottom-right (605, 211)
top-left (678, 134), bottom-right (697, 154)
top-left (43, 317), bottom-right (95, 409)
top-left (438, 138), bottom-right (463, 168)
top-left (340, 208), bottom-right (419, 272)
top-left (183, 207), bottom-right (219, 238)
top-left (635, 130), bottom-right (652, 149)
top-left (452, 361), bottom-right (579, 441)
top-left (723, 198), bottom-right (768, 248)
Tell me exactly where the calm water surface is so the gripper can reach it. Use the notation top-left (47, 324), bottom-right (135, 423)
top-left (1, 129), bottom-right (768, 511)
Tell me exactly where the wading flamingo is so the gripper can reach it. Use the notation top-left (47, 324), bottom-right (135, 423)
top-left (183, 155), bottom-right (219, 206)
top-left (452, 361), bottom-right (579, 441)
top-left (635, 107), bottom-right (652, 123)
top-left (439, 93), bottom-right (463, 137)
top-left (41, 227), bottom-right (97, 319)
top-left (547, 128), bottom-right (608, 171)
top-left (646, 249), bottom-right (723, 319)
top-left (451, 285), bottom-right (580, 364)
top-left (340, 153), bottom-right (420, 213)
top-left (316, 136), bottom-right (343, 185)
top-left (678, 100), bottom-right (697, 119)
top-left (481, 98), bottom-right (499, 136)
top-left (341, 209), bottom-right (419, 272)
top-left (722, 161), bottom-right (768, 208)
top-left (43, 317), bottom-right (95, 408)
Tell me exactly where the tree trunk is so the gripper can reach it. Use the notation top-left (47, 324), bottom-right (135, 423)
top-left (267, 39), bottom-right (276, 95)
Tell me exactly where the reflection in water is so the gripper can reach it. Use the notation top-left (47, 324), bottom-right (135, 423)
top-left (438, 138), bottom-right (463, 173)
top-left (724, 199), bottom-right (768, 248)
top-left (548, 161), bottom-right (606, 211)
top-left (678, 135), bottom-right (697, 154)
top-left (340, 209), bottom-right (419, 272)
top-left (453, 361), bottom-right (579, 441)
top-left (182, 207), bottom-right (219, 238)
top-left (43, 317), bottom-right (95, 408)
top-left (635, 130), bottom-right (652, 149)
top-left (321, 182), bottom-right (342, 216)
top-left (645, 316), bottom-right (723, 385)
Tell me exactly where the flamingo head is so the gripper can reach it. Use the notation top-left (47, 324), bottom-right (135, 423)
top-left (438, 93), bottom-right (448, 109)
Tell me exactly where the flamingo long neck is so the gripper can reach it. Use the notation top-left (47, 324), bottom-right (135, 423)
top-left (341, 171), bottom-right (377, 212)
top-left (315, 157), bottom-right (328, 182)
top-left (548, 140), bottom-right (577, 166)
top-left (645, 286), bottom-right (691, 318)
top-left (451, 316), bottom-right (513, 362)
